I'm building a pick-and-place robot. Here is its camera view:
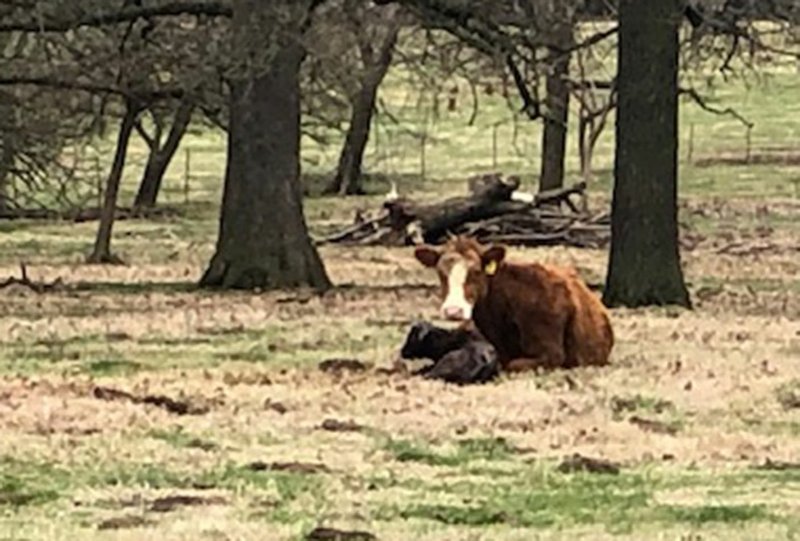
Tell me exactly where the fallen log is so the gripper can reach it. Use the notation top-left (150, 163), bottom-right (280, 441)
top-left (384, 174), bottom-right (522, 243)
top-left (317, 173), bottom-right (608, 249)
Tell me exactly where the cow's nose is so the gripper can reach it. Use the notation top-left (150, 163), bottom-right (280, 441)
top-left (443, 306), bottom-right (465, 321)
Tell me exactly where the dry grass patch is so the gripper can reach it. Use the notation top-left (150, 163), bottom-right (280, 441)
top-left (1, 194), bottom-right (799, 539)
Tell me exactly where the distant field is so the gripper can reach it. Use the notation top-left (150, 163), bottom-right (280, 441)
top-left (1, 41), bottom-right (800, 541)
top-left (43, 58), bottom-right (800, 214)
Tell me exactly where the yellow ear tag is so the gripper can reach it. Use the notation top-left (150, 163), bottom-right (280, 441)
top-left (484, 260), bottom-right (498, 276)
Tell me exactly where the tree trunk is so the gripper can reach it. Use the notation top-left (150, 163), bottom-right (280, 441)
top-left (578, 112), bottom-right (590, 180)
top-left (539, 22), bottom-right (572, 192)
top-left (603, 0), bottom-right (690, 308)
top-left (326, 22), bottom-right (399, 196)
top-left (200, 0), bottom-right (331, 291)
top-left (327, 78), bottom-right (381, 196)
top-left (87, 102), bottom-right (139, 264)
top-left (0, 133), bottom-right (12, 213)
top-left (133, 102), bottom-right (194, 209)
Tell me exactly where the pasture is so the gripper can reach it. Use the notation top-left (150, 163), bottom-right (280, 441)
top-left (1, 63), bottom-right (799, 540)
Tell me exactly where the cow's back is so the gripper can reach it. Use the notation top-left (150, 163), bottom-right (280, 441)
top-left (560, 268), bottom-right (613, 366)
top-left (474, 261), bottom-right (613, 369)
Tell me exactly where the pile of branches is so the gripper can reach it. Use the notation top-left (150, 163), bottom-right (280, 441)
top-left (317, 174), bottom-right (610, 248)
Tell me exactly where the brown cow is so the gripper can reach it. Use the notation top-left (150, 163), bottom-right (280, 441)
top-left (414, 236), bottom-right (613, 371)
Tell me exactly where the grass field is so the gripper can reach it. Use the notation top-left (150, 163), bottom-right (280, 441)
top-left (1, 58), bottom-right (800, 540)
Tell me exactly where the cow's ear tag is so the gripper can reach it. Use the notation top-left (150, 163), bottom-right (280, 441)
top-left (484, 260), bottom-right (498, 276)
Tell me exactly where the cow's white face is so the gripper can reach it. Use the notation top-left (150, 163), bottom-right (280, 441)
top-left (414, 240), bottom-right (507, 322)
top-left (441, 259), bottom-right (473, 321)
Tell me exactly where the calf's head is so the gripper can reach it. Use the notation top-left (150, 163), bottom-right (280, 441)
top-left (414, 236), bottom-right (506, 321)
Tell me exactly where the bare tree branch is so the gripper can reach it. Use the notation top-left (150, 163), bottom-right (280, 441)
top-left (679, 86), bottom-right (753, 128)
top-left (0, 2), bottom-right (231, 33)
top-left (0, 76), bottom-right (184, 101)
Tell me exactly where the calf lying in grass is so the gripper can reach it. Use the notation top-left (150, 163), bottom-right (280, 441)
top-left (400, 321), bottom-right (499, 385)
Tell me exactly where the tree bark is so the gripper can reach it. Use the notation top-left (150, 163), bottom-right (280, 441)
top-left (326, 16), bottom-right (399, 196)
top-left (539, 21), bottom-right (573, 192)
top-left (133, 101), bottom-right (194, 209)
top-left (200, 0), bottom-right (331, 291)
top-left (327, 76), bottom-right (382, 196)
top-left (603, 0), bottom-right (690, 308)
top-left (0, 133), bottom-right (12, 213)
top-left (87, 102), bottom-right (139, 264)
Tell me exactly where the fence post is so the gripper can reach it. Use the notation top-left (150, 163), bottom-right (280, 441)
top-left (492, 123), bottom-right (499, 169)
top-left (745, 125), bottom-right (752, 164)
top-left (372, 116), bottom-right (380, 164)
top-left (95, 156), bottom-right (103, 209)
top-left (184, 148), bottom-right (191, 205)
top-left (419, 132), bottom-right (427, 181)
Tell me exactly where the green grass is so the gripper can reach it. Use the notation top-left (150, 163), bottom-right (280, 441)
top-left (387, 473), bottom-right (652, 531)
top-left (610, 394), bottom-right (676, 417)
top-left (147, 428), bottom-right (219, 452)
top-left (658, 504), bottom-right (771, 524)
top-left (2, 432), bottom-right (800, 538)
top-left (383, 437), bottom-right (516, 467)
top-left (0, 316), bottom-right (408, 376)
top-left (377, 465), bottom-right (797, 534)
top-left (0, 475), bottom-right (60, 508)
top-left (0, 455), bottom-right (322, 503)
top-left (0, 458), bottom-right (71, 509)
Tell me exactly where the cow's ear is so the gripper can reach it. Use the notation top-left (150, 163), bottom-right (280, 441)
top-left (414, 245), bottom-right (442, 268)
top-left (481, 245), bottom-right (506, 273)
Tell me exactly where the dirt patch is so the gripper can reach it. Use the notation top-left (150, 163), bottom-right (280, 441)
top-left (628, 416), bottom-right (680, 436)
top-left (776, 381), bottom-right (800, 409)
top-left (557, 454), bottom-right (621, 475)
top-left (264, 398), bottom-right (289, 414)
top-left (149, 494), bottom-right (227, 513)
top-left (753, 458), bottom-right (800, 471)
top-left (222, 371), bottom-right (273, 386)
top-left (611, 396), bottom-right (674, 415)
top-left (92, 386), bottom-right (210, 415)
top-left (319, 419), bottom-right (365, 432)
top-left (97, 515), bottom-right (154, 530)
top-left (246, 461), bottom-right (330, 474)
top-left (306, 527), bottom-right (377, 541)
top-left (319, 359), bottom-right (371, 374)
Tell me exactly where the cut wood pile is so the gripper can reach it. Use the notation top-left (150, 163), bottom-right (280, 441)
top-left (317, 174), bottom-right (610, 248)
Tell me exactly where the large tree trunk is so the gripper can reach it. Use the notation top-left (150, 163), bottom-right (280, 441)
top-left (133, 102), bottom-right (194, 209)
top-left (603, 0), bottom-right (690, 308)
top-left (87, 102), bottom-right (139, 264)
top-left (200, 0), bottom-right (331, 291)
top-left (538, 20), bottom-right (573, 192)
top-left (326, 16), bottom-right (399, 196)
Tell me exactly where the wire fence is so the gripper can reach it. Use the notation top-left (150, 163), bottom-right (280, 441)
top-left (6, 95), bottom-right (800, 214)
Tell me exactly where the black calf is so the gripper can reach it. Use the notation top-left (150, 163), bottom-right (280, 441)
top-left (400, 321), bottom-right (499, 385)
top-left (400, 321), bottom-right (474, 361)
